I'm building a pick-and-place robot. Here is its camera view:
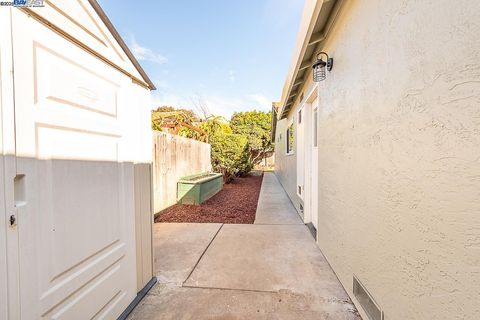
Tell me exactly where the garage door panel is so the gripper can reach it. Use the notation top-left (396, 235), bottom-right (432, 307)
top-left (15, 157), bottom-right (130, 317)
top-left (40, 242), bottom-right (126, 307)
top-left (49, 159), bottom-right (121, 277)
top-left (36, 125), bottom-right (120, 161)
top-left (34, 42), bottom-right (119, 118)
top-left (14, 10), bottom-right (127, 159)
top-left (12, 9), bottom-right (136, 319)
top-left (26, 0), bottom-right (141, 78)
top-left (29, 0), bottom-right (110, 50)
top-left (42, 261), bottom-right (126, 320)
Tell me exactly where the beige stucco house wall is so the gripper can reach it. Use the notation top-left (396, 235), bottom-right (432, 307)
top-left (274, 0), bottom-right (480, 319)
top-left (274, 116), bottom-right (303, 215)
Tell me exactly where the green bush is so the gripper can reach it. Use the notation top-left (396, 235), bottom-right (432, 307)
top-left (210, 133), bottom-right (252, 182)
top-left (152, 108), bottom-right (268, 182)
top-left (230, 110), bottom-right (273, 165)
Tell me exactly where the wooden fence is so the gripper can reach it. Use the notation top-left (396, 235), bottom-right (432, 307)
top-left (152, 131), bottom-right (211, 214)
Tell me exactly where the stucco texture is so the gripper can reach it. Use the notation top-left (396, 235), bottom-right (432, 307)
top-left (274, 117), bottom-right (303, 215)
top-left (277, 0), bottom-right (480, 319)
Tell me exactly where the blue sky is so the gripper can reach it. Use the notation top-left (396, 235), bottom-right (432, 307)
top-left (98, 0), bottom-right (304, 118)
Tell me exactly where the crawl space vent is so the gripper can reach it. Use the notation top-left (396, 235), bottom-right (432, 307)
top-left (353, 276), bottom-right (384, 320)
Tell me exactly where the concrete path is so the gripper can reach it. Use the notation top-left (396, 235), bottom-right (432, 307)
top-left (254, 173), bottom-right (304, 225)
top-left (153, 223), bottom-right (222, 285)
top-left (128, 173), bottom-right (360, 320)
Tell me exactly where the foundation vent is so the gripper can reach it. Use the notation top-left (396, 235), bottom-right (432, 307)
top-left (353, 276), bottom-right (384, 320)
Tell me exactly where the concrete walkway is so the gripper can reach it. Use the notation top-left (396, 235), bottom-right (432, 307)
top-left (254, 173), bottom-right (304, 225)
top-left (128, 173), bottom-right (360, 320)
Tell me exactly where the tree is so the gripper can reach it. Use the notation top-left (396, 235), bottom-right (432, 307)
top-left (189, 94), bottom-right (210, 120)
top-left (210, 133), bottom-right (252, 182)
top-left (197, 116), bottom-right (251, 182)
top-left (152, 106), bottom-right (208, 141)
top-left (198, 115), bottom-right (231, 136)
top-left (151, 106), bottom-right (264, 182)
top-left (153, 106), bottom-right (199, 122)
top-left (230, 110), bottom-right (274, 165)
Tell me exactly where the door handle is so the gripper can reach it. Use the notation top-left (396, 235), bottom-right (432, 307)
top-left (11, 174), bottom-right (26, 228)
top-left (14, 174), bottom-right (26, 207)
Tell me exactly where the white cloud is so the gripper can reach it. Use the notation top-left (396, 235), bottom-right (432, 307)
top-left (130, 36), bottom-right (168, 64)
top-left (202, 93), bottom-right (272, 118)
top-left (203, 94), bottom-right (245, 118)
top-left (153, 79), bottom-right (170, 90)
top-left (151, 90), bottom-right (272, 119)
top-left (228, 70), bottom-right (236, 82)
top-left (151, 92), bottom-right (188, 110)
top-left (247, 94), bottom-right (271, 110)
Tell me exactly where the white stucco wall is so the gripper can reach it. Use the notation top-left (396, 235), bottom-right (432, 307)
top-left (276, 0), bottom-right (480, 319)
top-left (274, 116), bottom-right (303, 215)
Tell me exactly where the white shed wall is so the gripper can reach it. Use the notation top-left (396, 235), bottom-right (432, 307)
top-left (1, 3), bottom-right (153, 319)
top-left (1, 8), bottom-right (20, 319)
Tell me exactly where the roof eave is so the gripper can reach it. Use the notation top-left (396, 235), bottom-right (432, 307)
top-left (88, 0), bottom-right (156, 90)
top-left (271, 102), bottom-right (279, 142)
top-left (278, 0), bottom-right (343, 119)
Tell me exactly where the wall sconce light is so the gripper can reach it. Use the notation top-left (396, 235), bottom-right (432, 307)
top-left (312, 52), bottom-right (333, 82)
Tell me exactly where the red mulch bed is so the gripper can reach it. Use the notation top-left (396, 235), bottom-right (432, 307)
top-left (155, 173), bottom-right (263, 224)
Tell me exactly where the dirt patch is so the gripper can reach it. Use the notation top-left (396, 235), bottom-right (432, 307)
top-left (155, 172), bottom-right (263, 224)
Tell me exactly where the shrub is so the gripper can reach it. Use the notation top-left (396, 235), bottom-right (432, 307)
top-left (210, 133), bottom-right (252, 182)
top-left (230, 110), bottom-right (273, 165)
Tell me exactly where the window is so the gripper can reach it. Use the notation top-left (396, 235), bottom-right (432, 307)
top-left (286, 122), bottom-right (294, 154)
top-left (298, 109), bottom-right (302, 124)
top-left (313, 107), bottom-right (318, 147)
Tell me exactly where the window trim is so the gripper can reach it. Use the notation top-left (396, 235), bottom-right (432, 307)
top-left (313, 107), bottom-right (318, 148)
top-left (286, 119), bottom-right (295, 155)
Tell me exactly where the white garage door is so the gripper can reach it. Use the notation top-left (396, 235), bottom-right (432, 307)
top-left (11, 10), bottom-right (136, 319)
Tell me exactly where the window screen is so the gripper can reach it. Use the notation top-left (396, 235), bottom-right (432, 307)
top-left (286, 123), bottom-right (294, 154)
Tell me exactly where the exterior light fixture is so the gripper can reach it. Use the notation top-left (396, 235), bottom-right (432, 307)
top-left (312, 52), bottom-right (333, 82)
